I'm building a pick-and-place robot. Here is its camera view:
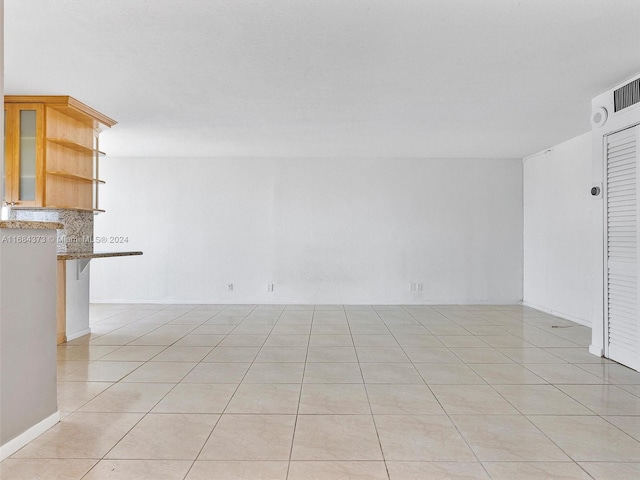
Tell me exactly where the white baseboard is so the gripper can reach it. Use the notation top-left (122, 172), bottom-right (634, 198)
top-left (521, 301), bottom-right (591, 327)
top-left (66, 327), bottom-right (91, 342)
top-left (0, 411), bottom-right (60, 461)
top-left (589, 344), bottom-right (604, 357)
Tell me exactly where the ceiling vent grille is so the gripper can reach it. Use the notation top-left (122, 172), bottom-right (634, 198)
top-left (614, 78), bottom-right (640, 112)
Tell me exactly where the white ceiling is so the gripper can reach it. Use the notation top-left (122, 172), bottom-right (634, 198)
top-left (5, 0), bottom-right (640, 159)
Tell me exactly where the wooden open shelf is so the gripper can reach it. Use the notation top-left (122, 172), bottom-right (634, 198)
top-left (46, 171), bottom-right (105, 184)
top-left (47, 137), bottom-right (105, 156)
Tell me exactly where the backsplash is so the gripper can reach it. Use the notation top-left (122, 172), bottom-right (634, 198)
top-left (7, 208), bottom-right (94, 254)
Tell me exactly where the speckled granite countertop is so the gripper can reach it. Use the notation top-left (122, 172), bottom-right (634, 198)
top-left (0, 220), bottom-right (64, 229)
top-left (57, 251), bottom-right (143, 260)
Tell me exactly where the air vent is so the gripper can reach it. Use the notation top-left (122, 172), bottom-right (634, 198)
top-left (614, 78), bottom-right (640, 112)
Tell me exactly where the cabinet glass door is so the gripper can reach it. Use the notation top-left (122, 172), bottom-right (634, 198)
top-left (18, 110), bottom-right (37, 201)
top-left (2, 110), bottom-right (6, 202)
top-left (4, 104), bottom-right (42, 206)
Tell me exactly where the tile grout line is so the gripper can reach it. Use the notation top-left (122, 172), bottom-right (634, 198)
top-left (82, 304), bottom-right (257, 479)
top-left (75, 305), bottom-right (237, 477)
top-left (183, 303), bottom-right (264, 479)
top-left (285, 305), bottom-right (315, 480)
top-left (30, 305), bottom-right (211, 477)
top-left (399, 305), bottom-right (489, 477)
top-left (359, 306), bottom-right (396, 480)
top-left (428, 306), bottom-right (597, 474)
top-left (403, 305), bottom-right (605, 479)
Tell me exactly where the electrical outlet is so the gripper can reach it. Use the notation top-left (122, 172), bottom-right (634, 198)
top-left (227, 283), bottom-right (234, 292)
top-left (417, 283), bottom-right (423, 291)
top-left (409, 283), bottom-right (415, 292)
top-left (268, 284), bottom-right (274, 292)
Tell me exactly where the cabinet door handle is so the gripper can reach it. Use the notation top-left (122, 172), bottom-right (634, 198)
top-left (3, 201), bottom-right (17, 206)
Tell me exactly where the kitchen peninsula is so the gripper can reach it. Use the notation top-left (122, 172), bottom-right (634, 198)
top-left (3, 96), bottom-right (142, 343)
top-left (1, 220), bottom-right (61, 459)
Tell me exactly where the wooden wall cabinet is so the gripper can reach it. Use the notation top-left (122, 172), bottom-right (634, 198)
top-left (3, 96), bottom-right (116, 212)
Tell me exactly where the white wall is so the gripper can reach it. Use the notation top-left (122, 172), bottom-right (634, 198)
top-left (1, 227), bottom-right (59, 458)
top-left (523, 132), bottom-right (598, 325)
top-left (91, 157), bottom-right (523, 304)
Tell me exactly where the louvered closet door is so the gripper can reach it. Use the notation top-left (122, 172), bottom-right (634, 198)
top-left (605, 125), bottom-right (640, 369)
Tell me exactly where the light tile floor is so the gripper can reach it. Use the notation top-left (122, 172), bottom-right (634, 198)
top-left (3, 304), bottom-right (640, 479)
